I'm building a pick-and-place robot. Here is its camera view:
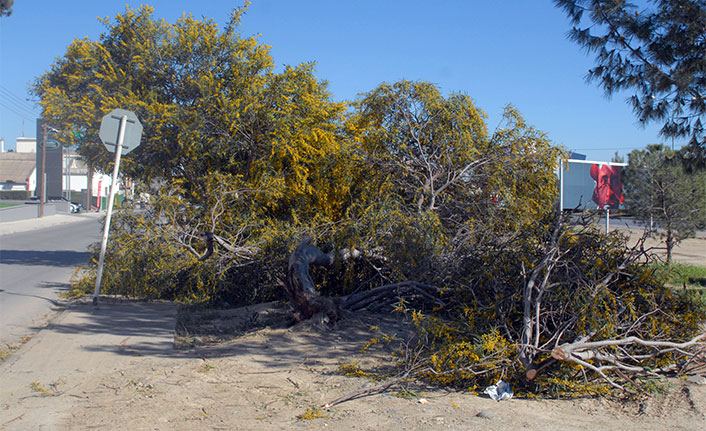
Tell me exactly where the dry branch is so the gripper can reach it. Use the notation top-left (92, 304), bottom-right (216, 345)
top-left (552, 333), bottom-right (706, 363)
top-left (548, 333), bottom-right (706, 390)
top-left (342, 281), bottom-right (444, 312)
top-left (323, 373), bottom-right (412, 409)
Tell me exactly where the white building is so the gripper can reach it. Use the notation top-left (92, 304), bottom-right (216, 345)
top-left (16, 137), bottom-right (37, 153)
top-left (0, 151), bottom-right (36, 191)
top-left (0, 137), bottom-right (112, 202)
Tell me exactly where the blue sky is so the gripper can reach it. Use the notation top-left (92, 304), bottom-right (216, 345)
top-left (0, 0), bottom-right (679, 161)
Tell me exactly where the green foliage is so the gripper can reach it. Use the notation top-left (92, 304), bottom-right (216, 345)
top-left (32, 4), bottom-right (352, 212)
top-left (297, 408), bottom-right (329, 420)
top-left (48, 6), bottom-right (564, 308)
top-left (54, 5), bottom-right (356, 304)
top-left (70, 205), bottom-right (223, 303)
top-left (350, 80), bottom-right (488, 214)
top-left (0, 0), bottom-right (12, 17)
top-left (650, 262), bottom-right (706, 288)
top-left (70, 188), bottom-right (295, 305)
top-left (348, 81), bottom-right (563, 231)
top-left (338, 362), bottom-right (376, 379)
top-left (30, 381), bottom-right (59, 397)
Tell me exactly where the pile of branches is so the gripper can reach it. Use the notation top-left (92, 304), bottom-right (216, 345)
top-left (508, 213), bottom-right (706, 392)
top-left (275, 212), bottom-right (706, 395)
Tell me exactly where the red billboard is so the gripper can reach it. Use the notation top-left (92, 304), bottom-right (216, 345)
top-left (560, 159), bottom-right (626, 210)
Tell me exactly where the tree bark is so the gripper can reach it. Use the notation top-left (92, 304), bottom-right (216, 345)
top-left (666, 227), bottom-right (674, 262)
top-left (283, 238), bottom-right (339, 322)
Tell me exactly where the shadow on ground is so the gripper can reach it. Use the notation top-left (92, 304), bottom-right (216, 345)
top-left (0, 250), bottom-right (90, 267)
top-left (41, 298), bottom-right (409, 371)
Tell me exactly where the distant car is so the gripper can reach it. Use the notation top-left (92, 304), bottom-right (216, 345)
top-left (57, 197), bottom-right (84, 213)
top-left (71, 202), bottom-right (84, 213)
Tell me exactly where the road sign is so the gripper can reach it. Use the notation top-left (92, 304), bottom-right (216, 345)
top-left (43, 139), bottom-right (60, 150)
top-left (99, 109), bottom-right (143, 154)
top-left (94, 108), bottom-right (143, 306)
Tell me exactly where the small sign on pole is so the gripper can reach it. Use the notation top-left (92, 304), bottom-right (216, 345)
top-left (93, 109), bottom-right (142, 306)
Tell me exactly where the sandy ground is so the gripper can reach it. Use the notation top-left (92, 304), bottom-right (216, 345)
top-left (53, 307), bottom-right (706, 431)
top-left (614, 227), bottom-right (706, 267)
top-left (0, 303), bottom-right (682, 431)
top-left (65, 232), bottom-right (704, 430)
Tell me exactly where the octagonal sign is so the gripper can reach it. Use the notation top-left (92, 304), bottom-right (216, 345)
top-left (99, 109), bottom-right (143, 154)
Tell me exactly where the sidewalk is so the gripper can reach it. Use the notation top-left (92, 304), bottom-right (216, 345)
top-left (1, 212), bottom-right (181, 429)
top-left (0, 298), bottom-right (178, 430)
top-left (0, 211), bottom-right (103, 236)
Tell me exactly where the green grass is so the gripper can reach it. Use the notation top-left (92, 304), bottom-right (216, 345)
top-left (0, 202), bottom-right (21, 208)
top-left (651, 262), bottom-right (706, 288)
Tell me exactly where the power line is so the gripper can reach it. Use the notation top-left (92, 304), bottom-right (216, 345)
top-left (0, 86), bottom-right (40, 117)
top-left (0, 85), bottom-right (39, 117)
top-left (0, 84), bottom-right (36, 106)
top-left (0, 98), bottom-right (36, 121)
top-left (0, 97), bottom-right (38, 119)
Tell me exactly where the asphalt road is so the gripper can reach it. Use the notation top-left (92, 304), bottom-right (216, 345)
top-left (0, 217), bottom-right (101, 347)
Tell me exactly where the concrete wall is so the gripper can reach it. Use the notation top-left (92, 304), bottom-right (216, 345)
top-left (16, 137), bottom-right (37, 153)
top-left (0, 203), bottom-right (58, 223)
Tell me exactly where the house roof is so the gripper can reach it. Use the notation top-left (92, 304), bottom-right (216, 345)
top-left (0, 152), bottom-right (35, 184)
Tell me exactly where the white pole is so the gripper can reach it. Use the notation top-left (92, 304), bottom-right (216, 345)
top-left (93, 115), bottom-right (127, 306)
top-left (64, 148), bottom-right (70, 200)
top-left (67, 154), bottom-right (71, 201)
top-left (649, 214), bottom-right (653, 233)
top-left (559, 159), bottom-right (564, 211)
top-left (606, 207), bottom-right (610, 233)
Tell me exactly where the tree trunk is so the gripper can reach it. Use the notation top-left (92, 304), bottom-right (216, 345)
top-left (283, 238), bottom-right (339, 322)
top-left (666, 228), bottom-right (673, 263)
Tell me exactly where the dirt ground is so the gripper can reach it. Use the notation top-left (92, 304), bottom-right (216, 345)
top-left (6, 230), bottom-right (706, 430)
top-left (615, 227), bottom-right (706, 267)
top-left (53, 303), bottom-right (703, 431)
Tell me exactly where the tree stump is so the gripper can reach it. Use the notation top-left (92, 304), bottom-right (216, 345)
top-left (283, 238), bottom-right (339, 322)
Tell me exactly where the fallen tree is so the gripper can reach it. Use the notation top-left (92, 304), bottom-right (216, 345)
top-left (73, 183), bottom-right (705, 399)
top-left (187, 209), bottom-right (705, 397)
top-left (282, 238), bottom-right (339, 321)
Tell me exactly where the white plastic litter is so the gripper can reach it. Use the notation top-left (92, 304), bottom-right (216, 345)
top-left (483, 380), bottom-right (513, 401)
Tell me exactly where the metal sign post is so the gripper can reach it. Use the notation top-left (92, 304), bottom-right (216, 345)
top-left (93, 109), bottom-right (142, 306)
top-left (559, 159), bottom-right (564, 211)
top-left (40, 123), bottom-right (46, 217)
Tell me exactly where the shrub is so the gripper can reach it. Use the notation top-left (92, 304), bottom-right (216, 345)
top-left (0, 190), bottom-right (30, 200)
